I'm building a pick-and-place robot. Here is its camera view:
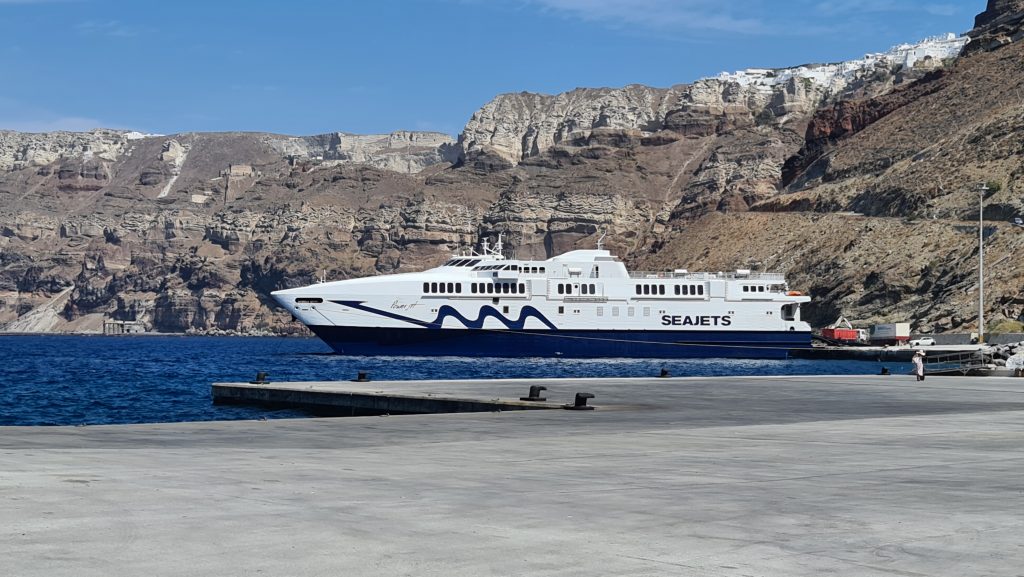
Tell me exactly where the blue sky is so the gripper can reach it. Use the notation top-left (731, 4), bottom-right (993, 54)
top-left (0, 0), bottom-right (978, 136)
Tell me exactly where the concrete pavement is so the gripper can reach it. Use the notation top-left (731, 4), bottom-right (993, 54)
top-left (2, 375), bottom-right (1023, 576)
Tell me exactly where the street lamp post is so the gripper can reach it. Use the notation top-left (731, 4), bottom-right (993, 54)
top-left (979, 183), bottom-right (989, 344)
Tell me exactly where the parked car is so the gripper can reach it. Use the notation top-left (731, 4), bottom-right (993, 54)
top-left (910, 337), bottom-right (936, 347)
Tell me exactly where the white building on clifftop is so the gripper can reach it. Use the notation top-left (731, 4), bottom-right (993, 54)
top-left (713, 33), bottom-right (969, 91)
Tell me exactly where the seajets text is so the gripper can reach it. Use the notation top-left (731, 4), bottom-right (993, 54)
top-left (662, 315), bottom-right (732, 326)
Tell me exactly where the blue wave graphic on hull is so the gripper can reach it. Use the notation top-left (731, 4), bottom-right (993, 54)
top-left (332, 301), bottom-right (557, 330)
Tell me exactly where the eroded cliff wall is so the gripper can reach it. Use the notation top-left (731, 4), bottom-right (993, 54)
top-left (2, 13), bottom-right (1022, 335)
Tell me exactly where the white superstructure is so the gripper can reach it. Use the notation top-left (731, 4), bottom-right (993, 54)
top-left (273, 240), bottom-right (812, 358)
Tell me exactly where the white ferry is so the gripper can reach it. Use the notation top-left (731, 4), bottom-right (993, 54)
top-left (272, 237), bottom-right (812, 359)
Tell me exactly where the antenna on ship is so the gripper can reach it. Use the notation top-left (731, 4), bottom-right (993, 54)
top-left (596, 228), bottom-right (607, 251)
top-left (494, 232), bottom-right (504, 256)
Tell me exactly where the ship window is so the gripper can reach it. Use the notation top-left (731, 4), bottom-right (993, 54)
top-left (455, 284), bottom-right (462, 294)
top-left (782, 304), bottom-right (796, 321)
top-left (471, 283), bottom-right (477, 294)
top-left (581, 284), bottom-right (588, 295)
top-left (447, 283), bottom-right (454, 293)
top-left (698, 285), bottom-right (705, 295)
top-left (635, 285), bottom-right (641, 295)
top-left (742, 286), bottom-right (749, 292)
top-left (503, 306), bottom-right (510, 314)
top-left (674, 285), bottom-right (680, 295)
top-left (519, 283), bottom-right (525, 293)
top-left (423, 283), bottom-right (429, 293)
top-left (759, 286), bottom-right (765, 292)
top-left (643, 285), bottom-right (650, 295)
top-left (558, 306), bottom-right (564, 314)
top-left (431, 282), bottom-right (438, 293)
top-left (557, 284), bottom-right (564, 295)
top-left (658, 285), bottom-right (665, 295)
top-left (590, 284), bottom-right (596, 294)
top-left (643, 307), bottom-right (651, 317)
top-left (295, 297), bottom-right (323, 304)
top-left (540, 267), bottom-right (545, 273)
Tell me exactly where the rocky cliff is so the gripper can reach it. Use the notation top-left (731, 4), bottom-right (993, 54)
top-left (2, 2), bottom-right (1021, 337)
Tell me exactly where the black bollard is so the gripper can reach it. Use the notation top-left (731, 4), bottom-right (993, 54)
top-left (879, 367), bottom-right (890, 375)
top-left (658, 367), bottom-right (670, 378)
top-left (353, 371), bottom-right (370, 382)
top-left (250, 371), bottom-right (269, 384)
top-left (520, 385), bottom-right (547, 401)
top-left (563, 392), bottom-right (595, 411)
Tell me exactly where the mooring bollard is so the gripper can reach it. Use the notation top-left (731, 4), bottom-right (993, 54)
top-left (353, 371), bottom-right (370, 382)
top-left (879, 367), bottom-right (890, 375)
top-left (563, 392), bottom-right (595, 411)
top-left (520, 385), bottom-right (547, 401)
top-left (250, 371), bottom-right (269, 384)
top-left (658, 367), bottom-right (670, 378)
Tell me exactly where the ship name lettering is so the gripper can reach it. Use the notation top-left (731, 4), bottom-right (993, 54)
top-left (661, 315), bottom-right (732, 327)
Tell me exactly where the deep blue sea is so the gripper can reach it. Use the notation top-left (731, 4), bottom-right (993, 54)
top-left (0, 335), bottom-right (909, 426)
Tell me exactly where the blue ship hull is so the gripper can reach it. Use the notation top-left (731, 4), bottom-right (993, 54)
top-left (308, 326), bottom-right (811, 359)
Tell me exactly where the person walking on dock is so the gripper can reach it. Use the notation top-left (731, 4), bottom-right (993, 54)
top-left (913, 350), bottom-right (926, 381)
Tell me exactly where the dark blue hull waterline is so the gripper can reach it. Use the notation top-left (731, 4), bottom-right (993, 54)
top-left (309, 326), bottom-right (811, 359)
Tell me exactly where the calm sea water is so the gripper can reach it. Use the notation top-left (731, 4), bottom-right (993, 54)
top-left (0, 335), bottom-right (908, 426)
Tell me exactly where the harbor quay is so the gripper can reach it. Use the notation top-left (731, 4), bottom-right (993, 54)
top-left (3, 375), bottom-right (1024, 576)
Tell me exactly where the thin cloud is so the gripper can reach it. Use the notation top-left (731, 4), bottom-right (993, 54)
top-left (0, 116), bottom-right (108, 132)
top-left (815, 1), bottom-right (958, 17)
top-left (526, 0), bottom-right (771, 35)
top-left (514, 0), bottom-right (960, 37)
top-left (76, 20), bottom-right (140, 38)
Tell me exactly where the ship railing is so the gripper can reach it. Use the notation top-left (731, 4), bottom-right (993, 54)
top-left (627, 271), bottom-right (786, 281)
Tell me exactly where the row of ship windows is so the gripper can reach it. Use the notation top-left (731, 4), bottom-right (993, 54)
top-left (422, 282), bottom-right (704, 297)
top-left (472, 264), bottom-right (548, 273)
top-left (423, 282), bottom-right (527, 295)
top-left (742, 285), bottom-right (767, 293)
top-left (443, 258), bottom-right (483, 267)
top-left (555, 283), bottom-right (598, 295)
top-left (635, 284), bottom-right (705, 296)
top-left (557, 306), bottom-right (650, 317)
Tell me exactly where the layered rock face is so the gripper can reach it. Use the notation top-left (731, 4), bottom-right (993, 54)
top-left (975, 0), bottom-right (1024, 27)
top-left (458, 35), bottom-right (967, 167)
top-left (0, 129), bottom-right (149, 172)
top-left (267, 131), bottom-right (458, 174)
top-left (1, 10), bottom-right (1019, 337)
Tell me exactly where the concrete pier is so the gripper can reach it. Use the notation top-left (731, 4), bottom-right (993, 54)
top-left (212, 379), bottom-right (567, 415)
top-left (3, 374), bottom-right (1024, 576)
